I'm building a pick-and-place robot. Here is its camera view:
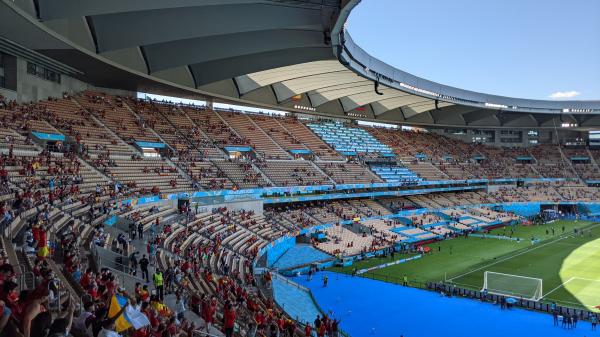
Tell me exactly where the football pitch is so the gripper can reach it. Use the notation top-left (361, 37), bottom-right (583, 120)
top-left (329, 220), bottom-right (600, 310)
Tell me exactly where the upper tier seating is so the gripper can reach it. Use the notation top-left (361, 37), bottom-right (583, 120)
top-left (0, 107), bottom-right (63, 137)
top-left (562, 146), bottom-right (600, 180)
top-left (260, 160), bottom-right (329, 186)
top-left (129, 99), bottom-right (224, 159)
top-left (248, 115), bottom-right (310, 153)
top-left (308, 122), bottom-right (393, 155)
top-left (217, 111), bottom-right (290, 159)
top-left (128, 99), bottom-right (188, 152)
top-left (435, 162), bottom-right (475, 180)
top-left (5, 89), bottom-right (600, 195)
top-left (182, 106), bottom-right (248, 148)
top-left (403, 162), bottom-right (448, 180)
top-left (75, 91), bottom-right (160, 143)
top-left (317, 161), bottom-right (382, 184)
top-left (212, 159), bottom-right (270, 188)
top-left (175, 159), bottom-right (235, 190)
top-left (281, 118), bottom-right (342, 160)
top-left (136, 100), bottom-right (223, 158)
top-left (475, 146), bottom-right (539, 179)
top-left (368, 127), bottom-right (459, 161)
top-left (0, 125), bottom-right (38, 152)
top-left (41, 97), bottom-right (134, 155)
top-left (370, 164), bottom-right (422, 183)
top-left (368, 127), bottom-right (544, 180)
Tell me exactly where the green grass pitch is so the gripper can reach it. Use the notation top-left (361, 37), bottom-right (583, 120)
top-left (329, 220), bottom-right (600, 310)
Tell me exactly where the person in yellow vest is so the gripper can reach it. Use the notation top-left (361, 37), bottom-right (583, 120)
top-left (153, 269), bottom-right (164, 301)
top-left (150, 295), bottom-right (171, 316)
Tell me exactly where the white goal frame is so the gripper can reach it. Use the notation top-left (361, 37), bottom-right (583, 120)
top-left (482, 271), bottom-right (543, 301)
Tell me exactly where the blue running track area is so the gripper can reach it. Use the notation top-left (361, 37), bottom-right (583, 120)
top-left (287, 271), bottom-right (592, 337)
top-left (272, 276), bottom-right (321, 324)
top-left (271, 244), bottom-right (332, 270)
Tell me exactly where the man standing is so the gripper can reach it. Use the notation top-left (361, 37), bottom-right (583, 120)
top-left (129, 222), bottom-right (136, 240)
top-left (175, 293), bottom-right (187, 321)
top-left (137, 222), bottom-right (144, 240)
top-left (153, 269), bottom-right (164, 301)
top-left (148, 242), bottom-right (156, 266)
top-left (139, 254), bottom-right (150, 282)
top-left (117, 233), bottom-right (128, 254)
top-left (164, 267), bottom-right (174, 293)
top-left (129, 251), bottom-right (139, 276)
top-left (314, 315), bottom-right (321, 332)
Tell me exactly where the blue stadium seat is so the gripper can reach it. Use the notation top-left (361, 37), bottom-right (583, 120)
top-left (370, 164), bottom-right (422, 183)
top-left (307, 122), bottom-right (393, 155)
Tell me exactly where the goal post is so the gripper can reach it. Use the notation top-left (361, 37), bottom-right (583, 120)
top-left (482, 271), bottom-right (543, 301)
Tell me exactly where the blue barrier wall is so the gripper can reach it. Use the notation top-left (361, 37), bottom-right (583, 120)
top-left (500, 203), bottom-right (541, 217)
top-left (266, 236), bottom-right (296, 266)
top-left (271, 244), bottom-right (333, 270)
top-left (586, 204), bottom-right (600, 215)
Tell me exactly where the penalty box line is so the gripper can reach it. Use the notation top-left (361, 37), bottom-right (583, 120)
top-left (571, 277), bottom-right (600, 283)
top-left (542, 277), bottom-right (574, 300)
top-left (543, 277), bottom-right (600, 305)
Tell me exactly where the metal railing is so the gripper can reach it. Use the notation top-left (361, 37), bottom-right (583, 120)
top-left (271, 270), bottom-right (311, 292)
top-left (359, 271), bottom-right (430, 290)
top-left (90, 244), bottom-right (146, 287)
top-left (19, 271), bottom-right (35, 291)
top-left (433, 282), bottom-right (598, 322)
top-left (192, 329), bottom-right (221, 337)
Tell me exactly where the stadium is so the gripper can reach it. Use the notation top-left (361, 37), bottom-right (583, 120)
top-left (0, 0), bottom-right (599, 336)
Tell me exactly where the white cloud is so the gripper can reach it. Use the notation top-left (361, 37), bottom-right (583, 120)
top-left (548, 91), bottom-right (581, 99)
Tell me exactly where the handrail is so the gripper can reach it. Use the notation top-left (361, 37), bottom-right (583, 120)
top-left (192, 329), bottom-right (221, 337)
top-left (271, 271), bottom-right (310, 292)
top-left (90, 244), bottom-right (146, 283)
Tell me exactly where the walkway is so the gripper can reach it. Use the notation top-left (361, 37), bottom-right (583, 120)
top-left (293, 271), bottom-right (594, 337)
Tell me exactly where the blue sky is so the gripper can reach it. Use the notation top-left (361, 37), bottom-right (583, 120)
top-left (347, 0), bottom-right (600, 100)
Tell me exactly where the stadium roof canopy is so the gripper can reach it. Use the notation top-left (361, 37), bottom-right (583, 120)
top-left (2, 0), bottom-right (600, 129)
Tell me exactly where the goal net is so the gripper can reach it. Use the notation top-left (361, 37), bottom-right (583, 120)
top-left (482, 271), bottom-right (543, 301)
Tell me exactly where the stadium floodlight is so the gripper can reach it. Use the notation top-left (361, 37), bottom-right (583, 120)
top-left (482, 271), bottom-right (543, 301)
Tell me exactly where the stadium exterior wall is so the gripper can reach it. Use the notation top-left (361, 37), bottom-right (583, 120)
top-left (0, 53), bottom-right (136, 103)
top-left (14, 57), bottom-right (91, 102)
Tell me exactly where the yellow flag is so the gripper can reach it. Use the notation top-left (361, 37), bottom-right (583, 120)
top-left (108, 295), bottom-right (132, 332)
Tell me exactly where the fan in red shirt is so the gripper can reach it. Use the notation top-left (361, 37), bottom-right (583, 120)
top-left (305, 323), bottom-right (312, 337)
top-left (254, 310), bottom-right (266, 331)
top-left (167, 317), bottom-right (178, 335)
top-left (223, 301), bottom-right (236, 337)
top-left (132, 326), bottom-right (149, 337)
top-left (203, 296), bottom-right (216, 333)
